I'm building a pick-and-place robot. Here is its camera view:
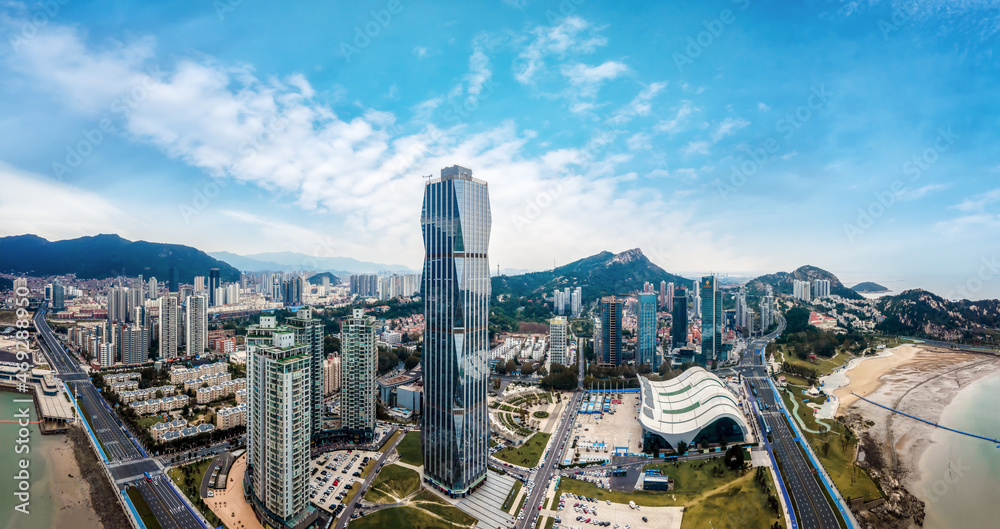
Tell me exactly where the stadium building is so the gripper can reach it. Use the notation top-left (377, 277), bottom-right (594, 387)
top-left (637, 368), bottom-right (749, 452)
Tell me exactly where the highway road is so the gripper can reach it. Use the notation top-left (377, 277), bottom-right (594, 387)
top-left (33, 303), bottom-right (207, 529)
top-left (737, 314), bottom-right (841, 529)
top-left (516, 389), bottom-right (584, 529)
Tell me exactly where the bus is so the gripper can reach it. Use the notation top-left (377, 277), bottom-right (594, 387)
top-left (611, 469), bottom-right (628, 477)
top-left (144, 472), bottom-right (153, 482)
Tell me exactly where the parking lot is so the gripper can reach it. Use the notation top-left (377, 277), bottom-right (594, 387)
top-left (552, 492), bottom-right (682, 529)
top-left (309, 449), bottom-right (380, 513)
top-left (563, 393), bottom-right (645, 465)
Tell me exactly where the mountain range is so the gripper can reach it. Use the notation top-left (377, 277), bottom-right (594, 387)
top-left (852, 281), bottom-right (890, 293)
top-left (875, 289), bottom-right (1000, 341)
top-left (209, 251), bottom-right (413, 274)
top-left (491, 248), bottom-right (694, 304)
top-left (0, 234), bottom-right (240, 283)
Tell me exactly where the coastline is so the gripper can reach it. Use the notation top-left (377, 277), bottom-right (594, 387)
top-left (838, 346), bottom-right (1000, 527)
top-left (45, 429), bottom-right (102, 528)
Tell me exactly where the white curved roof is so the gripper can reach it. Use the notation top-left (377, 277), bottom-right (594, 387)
top-left (637, 368), bottom-right (748, 445)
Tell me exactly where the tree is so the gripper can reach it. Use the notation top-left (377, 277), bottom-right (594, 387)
top-left (676, 441), bottom-right (688, 455)
top-left (725, 445), bottom-right (744, 470)
top-left (404, 355), bottom-right (420, 370)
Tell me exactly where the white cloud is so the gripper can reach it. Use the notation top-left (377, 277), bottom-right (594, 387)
top-left (514, 16), bottom-right (607, 85)
top-left (757, 102), bottom-right (770, 112)
top-left (560, 61), bottom-right (628, 99)
top-left (0, 20), bottom-right (751, 272)
top-left (413, 46), bottom-right (429, 58)
top-left (682, 141), bottom-right (710, 156)
top-left (952, 187), bottom-right (1000, 212)
top-left (465, 46), bottom-right (493, 96)
top-left (655, 101), bottom-right (699, 134)
top-left (895, 183), bottom-right (949, 201)
top-left (711, 117), bottom-right (750, 143)
top-left (0, 163), bottom-right (139, 238)
top-left (608, 81), bottom-right (666, 124)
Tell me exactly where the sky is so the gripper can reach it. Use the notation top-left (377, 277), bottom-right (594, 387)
top-left (0, 0), bottom-right (999, 299)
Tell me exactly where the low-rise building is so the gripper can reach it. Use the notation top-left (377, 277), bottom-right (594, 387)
top-left (216, 404), bottom-right (246, 430)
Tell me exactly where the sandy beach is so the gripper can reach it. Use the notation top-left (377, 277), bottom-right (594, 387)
top-left (840, 345), bottom-right (1000, 521)
top-left (46, 432), bottom-right (103, 528)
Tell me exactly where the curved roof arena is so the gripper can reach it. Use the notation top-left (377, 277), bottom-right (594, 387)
top-left (637, 367), bottom-right (749, 447)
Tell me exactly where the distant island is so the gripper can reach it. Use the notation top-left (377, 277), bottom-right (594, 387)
top-left (851, 281), bottom-right (890, 293)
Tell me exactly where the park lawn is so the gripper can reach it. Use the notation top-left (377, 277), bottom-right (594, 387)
top-left (397, 431), bottom-right (423, 466)
top-left (365, 464), bottom-right (420, 504)
top-left (380, 429), bottom-right (403, 452)
top-left (783, 351), bottom-right (853, 378)
top-left (350, 504), bottom-right (476, 529)
top-left (137, 416), bottom-right (163, 428)
top-left (543, 516), bottom-right (555, 529)
top-left (493, 432), bottom-right (551, 468)
top-left (780, 389), bottom-right (882, 502)
top-left (680, 472), bottom-right (786, 529)
top-left (125, 485), bottom-right (163, 529)
top-left (502, 479), bottom-right (523, 513)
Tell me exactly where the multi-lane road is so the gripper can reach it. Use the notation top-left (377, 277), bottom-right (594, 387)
top-left (516, 389), bottom-right (584, 529)
top-left (33, 304), bottom-right (206, 529)
top-left (738, 314), bottom-right (842, 529)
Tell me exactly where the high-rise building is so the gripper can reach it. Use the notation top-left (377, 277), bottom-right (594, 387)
top-left (208, 268), bottom-right (221, 306)
top-left (245, 329), bottom-right (317, 529)
top-left (281, 277), bottom-right (304, 307)
top-left (193, 276), bottom-right (206, 294)
top-left (98, 342), bottom-right (114, 368)
top-left (813, 279), bottom-right (831, 299)
top-left (761, 286), bottom-right (774, 330)
top-left (659, 281), bottom-right (667, 308)
top-left (323, 355), bottom-right (341, 396)
top-left (147, 277), bottom-right (158, 299)
top-left (700, 276), bottom-right (724, 366)
top-left (637, 293), bottom-right (658, 369)
top-left (421, 165), bottom-right (491, 497)
top-left (599, 296), bottom-right (623, 367)
top-left (158, 295), bottom-right (179, 359)
top-left (549, 316), bottom-right (568, 366)
top-left (672, 287), bottom-right (688, 348)
top-left (286, 308), bottom-right (324, 438)
top-left (122, 324), bottom-right (147, 365)
top-left (13, 277), bottom-right (27, 294)
top-left (108, 286), bottom-right (127, 323)
top-left (52, 281), bottom-right (65, 311)
top-left (793, 280), bottom-right (812, 302)
top-left (667, 282), bottom-right (675, 312)
top-left (340, 308), bottom-right (376, 442)
top-left (169, 266), bottom-right (179, 293)
top-left (185, 295), bottom-right (207, 356)
top-left (570, 287), bottom-right (582, 318)
top-left (349, 274), bottom-right (379, 298)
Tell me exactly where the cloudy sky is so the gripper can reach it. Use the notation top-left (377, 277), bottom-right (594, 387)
top-left (1, 1), bottom-right (998, 298)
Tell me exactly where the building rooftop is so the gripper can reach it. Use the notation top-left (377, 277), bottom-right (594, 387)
top-left (637, 367), bottom-right (749, 442)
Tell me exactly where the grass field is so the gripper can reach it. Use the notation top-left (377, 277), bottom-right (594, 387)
top-left (137, 416), bottom-right (162, 429)
top-left (502, 479), bottom-right (523, 512)
top-left (365, 464), bottom-right (420, 503)
top-left (167, 458), bottom-right (222, 527)
top-left (780, 349), bottom-right (854, 378)
top-left (125, 485), bottom-right (163, 529)
top-left (555, 457), bottom-right (746, 507)
top-left (397, 431), bottom-right (423, 466)
top-left (779, 389), bottom-right (882, 502)
top-left (493, 432), bottom-right (550, 468)
top-left (380, 429), bottom-right (403, 452)
top-left (351, 490), bottom-right (478, 529)
top-left (679, 471), bottom-right (786, 529)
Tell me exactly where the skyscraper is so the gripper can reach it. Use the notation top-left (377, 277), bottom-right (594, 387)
top-left (549, 316), bottom-right (568, 366)
top-left (761, 286), bottom-right (774, 330)
top-left (158, 295), bottom-right (178, 359)
top-left (700, 275), bottom-right (723, 366)
top-left (637, 293), bottom-right (658, 369)
top-left (671, 287), bottom-right (688, 348)
top-left (599, 296), bottom-right (623, 367)
top-left (52, 281), bottom-right (65, 311)
top-left (570, 287), bottom-right (582, 317)
top-left (185, 295), bottom-right (207, 356)
top-left (282, 277), bottom-right (304, 307)
top-left (813, 279), bottom-right (831, 299)
top-left (246, 329), bottom-right (317, 529)
top-left (286, 308), bottom-right (325, 438)
top-left (122, 324), bottom-right (146, 365)
top-left (147, 277), bottom-right (158, 299)
top-left (421, 165), bottom-right (491, 497)
top-left (168, 266), bottom-right (179, 293)
top-left (340, 308), bottom-right (376, 442)
top-left (208, 268), bottom-right (221, 306)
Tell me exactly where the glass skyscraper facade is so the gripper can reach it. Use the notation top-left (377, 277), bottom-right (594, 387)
top-left (672, 287), bottom-right (688, 348)
top-left (421, 165), bottom-right (491, 497)
top-left (637, 292), bottom-right (658, 369)
top-left (700, 275), bottom-right (723, 365)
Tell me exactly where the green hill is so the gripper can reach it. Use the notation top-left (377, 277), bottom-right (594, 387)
top-left (747, 265), bottom-right (863, 300)
top-left (0, 234), bottom-right (240, 283)
top-left (851, 282), bottom-right (889, 293)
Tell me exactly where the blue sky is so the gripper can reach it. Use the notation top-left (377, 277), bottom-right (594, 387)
top-left (0, 0), bottom-right (998, 298)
